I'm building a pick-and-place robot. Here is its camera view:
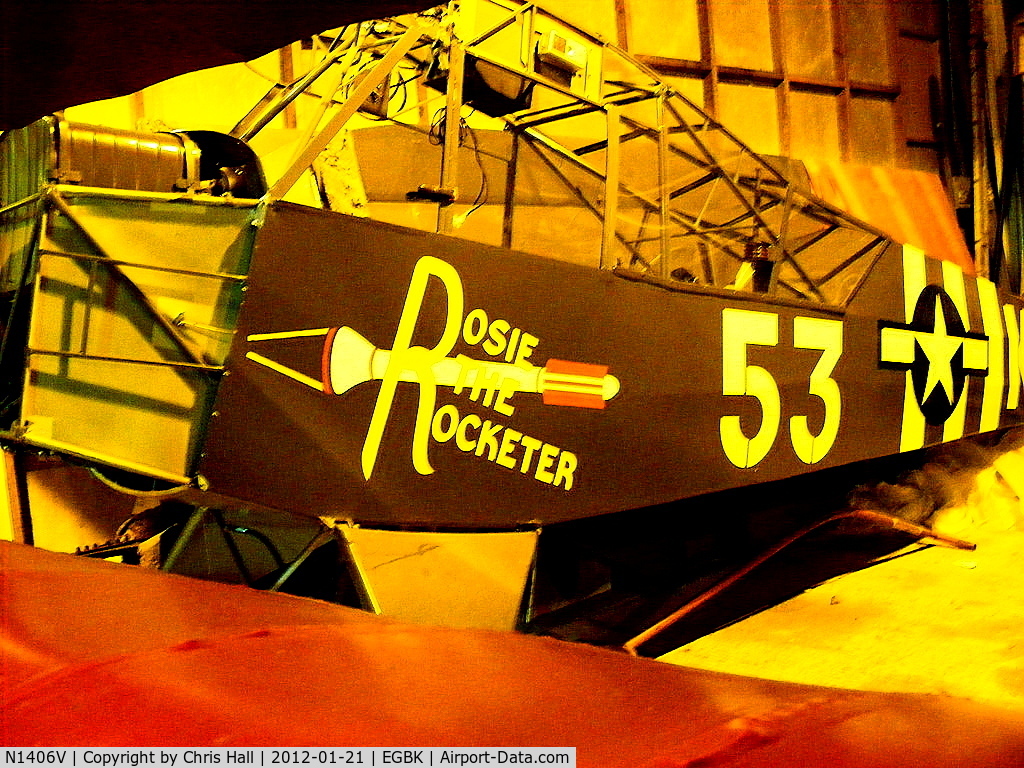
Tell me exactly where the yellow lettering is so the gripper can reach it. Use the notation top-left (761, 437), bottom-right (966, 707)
top-left (504, 328), bottom-right (522, 362)
top-left (519, 435), bottom-right (542, 474)
top-left (475, 420), bottom-right (503, 461)
top-left (494, 378), bottom-right (517, 417)
top-left (497, 428), bottom-right (522, 469)
top-left (428, 409), bottom-right (576, 491)
top-left (453, 355), bottom-right (511, 411)
top-left (482, 319), bottom-right (511, 356)
top-left (553, 451), bottom-right (577, 490)
top-left (535, 443), bottom-right (559, 484)
top-left (453, 354), bottom-right (478, 395)
top-left (456, 413), bottom-right (481, 451)
top-left (474, 369), bottom-right (503, 407)
top-left (462, 308), bottom-right (488, 345)
top-left (431, 404), bottom-right (460, 443)
top-left (514, 333), bottom-right (539, 368)
top-left (362, 256), bottom-right (463, 479)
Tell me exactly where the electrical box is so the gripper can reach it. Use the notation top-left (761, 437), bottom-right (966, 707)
top-left (537, 29), bottom-right (588, 74)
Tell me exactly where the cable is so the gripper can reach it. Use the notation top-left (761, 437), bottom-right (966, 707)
top-left (88, 466), bottom-right (189, 497)
top-left (426, 108), bottom-right (491, 223)
top-left (464, 121), bottom-right (490, 218)
top-left (428, 106), bottom-right (448, 145)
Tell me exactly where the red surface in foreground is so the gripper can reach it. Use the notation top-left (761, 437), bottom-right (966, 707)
top-left (2, 541), bottom-right (1024, 766)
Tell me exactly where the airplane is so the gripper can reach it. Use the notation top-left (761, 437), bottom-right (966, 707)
top-left (0, 1), bottom-right (1020, 650)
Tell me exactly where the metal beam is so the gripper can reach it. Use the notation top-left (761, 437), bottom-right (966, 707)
top-left (437, 39), bottom-right (465, 234)
top-left (268, 23), bottom-right (427, 201)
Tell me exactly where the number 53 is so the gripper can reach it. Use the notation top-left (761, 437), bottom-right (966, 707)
top-left (720, 308), bottom-right (843, 468)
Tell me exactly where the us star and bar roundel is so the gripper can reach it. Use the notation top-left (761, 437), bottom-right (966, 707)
top-left (882, 245), bottom-right (1023, 452)
top-left (718, 244), bottom-right (1024, 471)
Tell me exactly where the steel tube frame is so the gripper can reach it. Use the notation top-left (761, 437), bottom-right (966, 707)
top-left (46, 191), bottom-right (211, 367)
top-left (249, 1), bottom-right (889, 306)
top-left (268, 23), bottom-right (428, 201)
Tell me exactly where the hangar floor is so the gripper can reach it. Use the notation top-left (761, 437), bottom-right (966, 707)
top-left (659, 456), bottom-right (1024, 712)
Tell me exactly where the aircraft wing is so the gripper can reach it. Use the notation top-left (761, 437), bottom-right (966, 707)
top-left (4, 541), bottom-right (1024, 765)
